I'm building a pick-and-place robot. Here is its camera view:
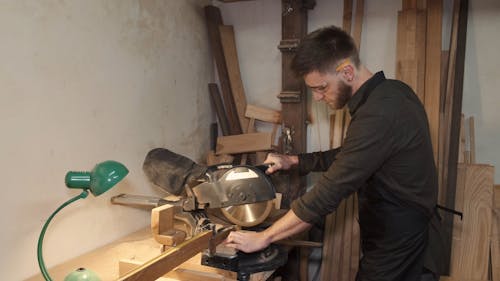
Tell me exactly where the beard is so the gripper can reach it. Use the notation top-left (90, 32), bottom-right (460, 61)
top-left (330, 80), bottom-right (352, 109)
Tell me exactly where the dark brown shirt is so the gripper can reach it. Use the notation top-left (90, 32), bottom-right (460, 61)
top-left (291, 71), bottom-right (437, 222)
top-left (290, 71), bottom-right (439, 280)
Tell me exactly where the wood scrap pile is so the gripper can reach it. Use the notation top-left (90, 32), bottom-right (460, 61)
top-left (205, 5), bottom-right (281, 166)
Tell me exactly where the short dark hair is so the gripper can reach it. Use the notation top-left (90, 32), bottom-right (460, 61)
top-left (291, 25), bottom-right (360, 77)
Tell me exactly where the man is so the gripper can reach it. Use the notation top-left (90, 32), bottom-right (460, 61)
top-left (225, 26), bottom-right (443, 281)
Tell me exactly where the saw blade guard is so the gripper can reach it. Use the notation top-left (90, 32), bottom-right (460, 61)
top-left (192, 165), bottom-right (276, 209)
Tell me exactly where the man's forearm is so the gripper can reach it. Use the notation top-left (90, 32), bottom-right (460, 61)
top-left (262, 209), bottom-right (311, 243)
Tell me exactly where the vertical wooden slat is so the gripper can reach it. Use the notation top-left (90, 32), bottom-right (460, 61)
top-left (219, 25), bottom-right (251, 132)
top-left (442, 0), bottom-right (469, 272)
top-left (492, 185), bottom-right (500, 281)
top-left (208, 83), bottom-right (231, 136)
top-left (468, 116), bottom-right (475, 164)
top-left (352, 0), bottom-right (364, 49)
top-left (205, 6), bottom-right (242, 135)
top-left (424, 0), bottom-right (443, 166)
top-left (395, 8), bottom-right (427, 103)
top-left (343, 0), bottom-right (353, 34)
top-left (449, 164), bottom-right (494, 280)
top-left (277, 0), bottom-right (310, 208)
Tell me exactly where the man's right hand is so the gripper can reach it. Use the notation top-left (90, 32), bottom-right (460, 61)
top-left (263, 153), bottom-right (299, 174)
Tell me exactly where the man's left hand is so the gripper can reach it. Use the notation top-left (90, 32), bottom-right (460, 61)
top-left (224, 230), bottom-right (270, 253)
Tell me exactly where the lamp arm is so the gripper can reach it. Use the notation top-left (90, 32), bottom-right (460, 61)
top-left (37, 190), bottom-right (89, 281)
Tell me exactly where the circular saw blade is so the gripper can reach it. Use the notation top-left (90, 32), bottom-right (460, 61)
top-left (221, 200), bottom-right (274, 227)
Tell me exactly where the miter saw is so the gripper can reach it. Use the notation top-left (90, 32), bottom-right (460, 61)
top-left (111, 148), bottom-right (287, 280)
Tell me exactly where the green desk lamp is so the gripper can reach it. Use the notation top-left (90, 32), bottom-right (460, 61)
top-left (37, 160), bottom-right (129, 281)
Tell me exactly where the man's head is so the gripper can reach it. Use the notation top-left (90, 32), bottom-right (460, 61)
top-left (291, 26), bottom-right (361, 109)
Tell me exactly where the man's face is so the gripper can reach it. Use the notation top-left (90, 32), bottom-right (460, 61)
top-left (304, 70), bottom-right (353, 109)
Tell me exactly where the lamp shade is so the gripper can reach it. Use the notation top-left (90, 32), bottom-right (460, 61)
top-left (65, 160), bottom-right (129, 196)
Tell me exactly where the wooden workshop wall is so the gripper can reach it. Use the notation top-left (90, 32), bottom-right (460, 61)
top-left (0, 1), bottom-right (213, 280)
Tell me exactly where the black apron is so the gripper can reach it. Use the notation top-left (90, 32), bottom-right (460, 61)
top-left (356, 180), bottom-right (429, 281)
top-left (349, 72), bottom-right (444, 281)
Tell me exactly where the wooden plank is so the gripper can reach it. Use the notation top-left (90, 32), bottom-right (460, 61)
top-left (395, 8), bottom-right (427, 103)
top-left (219, 25), bottom-right (251, 132)
top-left (350, 194), bottom-right (360, 281)
top-left (320, 200), bottom-right (347, 280)
top-left (209, 83), bottom-right (231, 136)
top-left (468, 116), bottom-right (476, 163)
top-left (245, 104), bottom-right (281, 124)
top-left (341, 195), bottom-right (354, 281)
top-left (118, 231), bottom-right (213, 281)
top-left (332, 108), bottom-right (346, 148)
top-left (443, 0), bottom-right (470, 272)
top-left (437, 50), bottom-right (449, 206)
top-left (216, 132), bottom-right (273, 155)
top-left (352, 0), bottom-right (364, 49)
top-left (343, 0), bottom-right (353, 33)
top-left (448, 164), bottom-right (493, 280)
top-left (205, 6), bottom-right (242, 135)
top-left (458, 114), bottom-right (466, 163)
top-left (492, 185), bottom-right (500, 281)
top-left (151, 204), bottom-right (187, 246)
top-left (119, 255), bottom-right (240, 281)
top-left (277, 0), bottom-right (309, 208)
top-left (424, 0), bottom-right (443, 166)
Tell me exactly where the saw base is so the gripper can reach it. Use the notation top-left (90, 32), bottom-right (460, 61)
top-left (201, 244), bottom-right (288, 281)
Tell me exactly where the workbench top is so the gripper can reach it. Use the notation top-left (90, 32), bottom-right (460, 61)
top-left (25, 227), bottom-right (273, 281)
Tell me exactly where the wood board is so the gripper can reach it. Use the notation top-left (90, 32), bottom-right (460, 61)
top-left (216, 132), bottom-right (273, 155)
top-left (219, 25), bottom-right (251, 132)
top-left (448, 164), bottom-right (494, 280)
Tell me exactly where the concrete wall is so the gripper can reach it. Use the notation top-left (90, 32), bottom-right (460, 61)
top-left (218, 0), bottom-right (500, 182)
top-left (0, 1), bottom-right (212, 280)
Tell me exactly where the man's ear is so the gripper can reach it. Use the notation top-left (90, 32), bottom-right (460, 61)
top-left (341, 64), bottom-right (355, 83)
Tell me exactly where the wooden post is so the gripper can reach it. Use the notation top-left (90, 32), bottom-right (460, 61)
top-left (277, 0), bottom-right (313, 207)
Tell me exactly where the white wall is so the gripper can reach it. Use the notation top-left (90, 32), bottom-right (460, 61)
top-left (0, 1), bottom-right (212, 280)
top-left (219, 0), bottom-right (500, 181)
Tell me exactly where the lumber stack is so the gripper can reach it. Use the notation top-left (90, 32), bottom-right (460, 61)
top-left (205, 5), bottom-right (280, 166)
top-left (396, 0), bottom-right (471, 273)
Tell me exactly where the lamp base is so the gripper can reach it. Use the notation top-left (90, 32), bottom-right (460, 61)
top-left (64, 268), bottom-right (101, 281)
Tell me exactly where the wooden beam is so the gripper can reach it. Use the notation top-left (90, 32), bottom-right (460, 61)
top-left (205, 6), bottom-right (242, 135)
top-left (219, 25), bottom-right (251, 132)
top-left (442, 0), bottom-right (469, 272)
top-left (118, 231), bottom-right (213, 281)
top-left (352, 0), bottom-right (364, 49)
top-left (424, 0), bottom-right (443, 166)
top-left (492, 185), bottom-right (500, 281)
top-left (342, 0), bottom-right (353, 33)
top-left (448, 164), bottom-right (493, 280)
top-left (216, 132), bottom-right (273, 155)
top-left (277, 0), bottom-right (310, 208)
top-left (395, 8), bottom-right (427, 102)
top-left (468, 116), bottom-right (475, 163)
top-left (245, 104), bottom-right (281, 124)
top-left (208, 83), bottom-right (231, 136)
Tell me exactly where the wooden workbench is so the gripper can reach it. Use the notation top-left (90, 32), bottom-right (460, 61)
top-left (25, 227), bottom-right (273, 281)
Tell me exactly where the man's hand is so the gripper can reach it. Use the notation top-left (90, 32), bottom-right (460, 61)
top-left (264, 153), bottom-right (299, 174)
top-left (224, 230), bottom-right (270, 253)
